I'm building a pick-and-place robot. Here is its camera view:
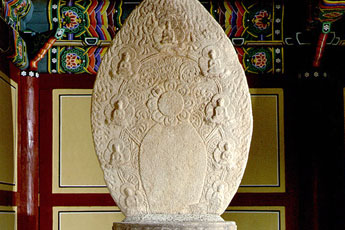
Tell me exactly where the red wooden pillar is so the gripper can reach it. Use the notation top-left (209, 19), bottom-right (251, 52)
top-left (17, 69), bottom-right (40, 230)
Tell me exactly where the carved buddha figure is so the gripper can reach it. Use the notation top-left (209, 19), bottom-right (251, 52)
top-left (212, 98), bottom-right (229, 123)
top-left (120, 184), bottom-right (146, 215)
top-left (124, 187), bottom-right (139, 208)
top-left (112, 100), bottom-right (126, 121)
top-left (207, 49), bottom-right (221, 74)
top-left (161, 21), bottom-right (177, 45)
top-left (220, 143), bottom-right (231, 163)
top-left (109, 141), bottom-right (130, 167)
top-left (111, 143), bottom-right (123, 164)
top-left (117, 52), bottom-right (133, 75)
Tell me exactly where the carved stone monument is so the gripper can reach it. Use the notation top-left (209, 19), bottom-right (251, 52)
top-left (91, 0), bottom-right (253, 229)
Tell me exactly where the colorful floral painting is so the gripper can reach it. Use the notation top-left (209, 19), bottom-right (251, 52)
top-left (49, 0), bottom-right (114, 40)
top-left (217, 0), bottom-right (283, 42)
top-left (236, 47), bottom-right (279, 74)
top-left (213, 0), bottom-right (284, 74)
top-left (47, 0), bottom-right (117, 74)
top-left (65, 53), bottom-right (82, 70)
top-left (46, 0), bottom-right (283, 75)
top-left (62, 8), bottom-right (82, 31)
top-left (60, 48), bottom-right (87, 73)
top-left (251, 51), bottom-right (267, 69)
top-left (252, 10), bottom-right (271, 30)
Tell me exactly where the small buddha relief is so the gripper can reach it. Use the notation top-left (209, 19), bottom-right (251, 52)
top-left (105, 96), bottom-right (135, 127)
top-left (213, 141), bottom-right (236, 172)
top-left (199, 46), bottom-right (232, 79)
top-left (152, 15), bottom-right (186, 51)
top-left (111, 47), bottom-right (140, 79)
top-left (206, 180), bottom-right (229, 213)
top-left (117, 52), bottom-right (133, 75)
top-left (161, 21), bottom-right (177, 45)
top-left (120, 184), bottom-right (147, 215)
top-left (205, 94), bottom-right (232, 125)
top-left (214, 142), bottom-right (231, 164)
top-left (207, 49), bottom-right (221, 75)
top-left (104, 139), bottom-right (131, 168)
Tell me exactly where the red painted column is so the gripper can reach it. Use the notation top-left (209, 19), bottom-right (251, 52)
top-left (17, 70), bottom-right (39, 230)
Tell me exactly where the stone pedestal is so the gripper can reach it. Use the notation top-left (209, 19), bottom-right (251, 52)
top-left (113, 221), bottom-right (236, 230)
top-left (91, 0), bottom-right (253, 228)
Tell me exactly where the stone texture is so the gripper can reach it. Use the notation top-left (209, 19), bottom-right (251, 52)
top-left (113, 221), bottom-right (237, 230)
top-left (91, 0), bottom-right (252, 227)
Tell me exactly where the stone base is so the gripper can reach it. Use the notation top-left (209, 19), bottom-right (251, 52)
top-left (113, 221), bottom-right (237, 230)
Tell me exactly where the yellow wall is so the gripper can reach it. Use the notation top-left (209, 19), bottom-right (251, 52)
top-left (0, 71), bottom-right (18, 192)
top-left (222, 206), bottom-right (285, 230)
top-left (239, 88), bottom-right (285, 193)
top-left (52, 89), bottom-right (107, 193)
top-left (0, 206), bottom-right (17, 230)
top-left (53, 207), bottom-right (124, 230)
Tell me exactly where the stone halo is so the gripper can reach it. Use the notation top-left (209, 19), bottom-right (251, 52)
top-left (91, 0), bottom-right (253, 227)
top-left (158, 91), bottom-right (184, 117)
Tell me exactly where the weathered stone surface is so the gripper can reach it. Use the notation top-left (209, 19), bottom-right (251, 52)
top-left (113, 221), bottom-right (237, 230)
top-left (91, 0), bottom-right (252, 221)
